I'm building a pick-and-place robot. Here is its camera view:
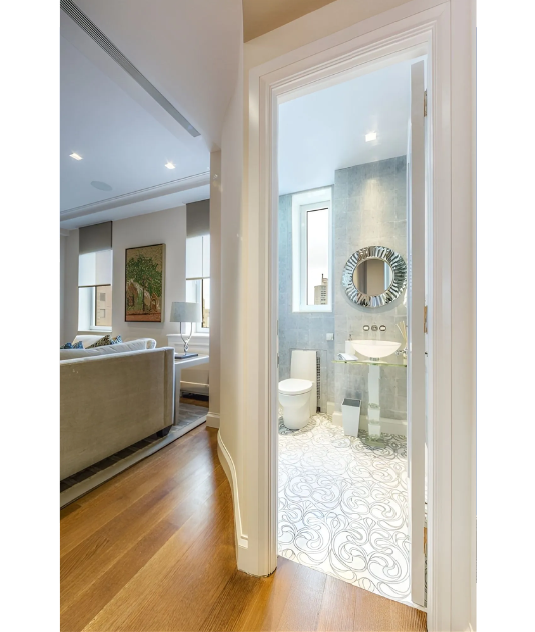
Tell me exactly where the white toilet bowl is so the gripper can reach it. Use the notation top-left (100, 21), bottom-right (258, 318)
top-left (279, 378), bottom-right (313, 429)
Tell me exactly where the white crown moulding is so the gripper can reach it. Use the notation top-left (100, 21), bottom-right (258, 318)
top-left (59, 171), bottom-right (210, 222)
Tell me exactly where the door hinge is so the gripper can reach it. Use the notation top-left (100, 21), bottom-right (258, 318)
top-left (424, 90), bottom-right (428, 117)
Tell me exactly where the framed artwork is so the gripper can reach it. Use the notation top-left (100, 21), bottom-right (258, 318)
top-left (125, 243), bottom-right (165, 322)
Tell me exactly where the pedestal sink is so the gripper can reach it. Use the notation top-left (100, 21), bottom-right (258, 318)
top-left (349, 339), bottom-right (401, 447)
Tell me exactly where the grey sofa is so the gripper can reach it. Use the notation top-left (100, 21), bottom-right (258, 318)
top-left (60, 345), bottom-right (174, 480)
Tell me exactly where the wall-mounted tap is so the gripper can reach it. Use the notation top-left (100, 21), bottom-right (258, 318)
top-left (371, 325), bottom-right (378, 332)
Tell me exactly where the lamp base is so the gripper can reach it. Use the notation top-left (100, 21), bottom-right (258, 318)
top-left (175, 352), bottom-right (198, 360)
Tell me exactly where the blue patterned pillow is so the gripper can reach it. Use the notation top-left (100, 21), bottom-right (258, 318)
top-left (60, 341), bottom-right (83, 349)
top-left (111, 335), bottom-right (122, 344)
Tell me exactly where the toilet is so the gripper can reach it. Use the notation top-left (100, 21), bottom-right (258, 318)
top-left (279, 350), bottom-right (317, 429)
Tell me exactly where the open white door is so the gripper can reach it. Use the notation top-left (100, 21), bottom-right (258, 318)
top-left (408, 59), bottom-right (426, 607)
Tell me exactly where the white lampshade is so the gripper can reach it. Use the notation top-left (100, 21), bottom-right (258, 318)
top-left (170, 301), bottom-right (201, 323)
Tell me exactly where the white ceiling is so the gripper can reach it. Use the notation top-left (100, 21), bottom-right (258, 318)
top-left (60, 0), bottom-right (241, 229)
top-left (278, 60), bottom-right (414, 196)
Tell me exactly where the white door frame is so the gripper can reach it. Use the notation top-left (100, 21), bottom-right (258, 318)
top-left (244, 2), bottom-right (475, 630)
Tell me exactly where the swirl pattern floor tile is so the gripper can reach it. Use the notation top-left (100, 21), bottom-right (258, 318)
top-left (278, 413), bottom-right (411, 603)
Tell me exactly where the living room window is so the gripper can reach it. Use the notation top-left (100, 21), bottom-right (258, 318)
top-left (185, 234), bottom-right (210, 331)
top-left (77, 222), bottom-right (113, 332)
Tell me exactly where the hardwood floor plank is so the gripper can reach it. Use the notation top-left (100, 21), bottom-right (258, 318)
top-left (61, 516), bottom-right (178, 632)
top-left (82, 481), bottom-right (236, 631)
top-left (61, 463), bottom-right (226, 610)
top-left (200, 570), bottom-right (266, 632)
top-left (61, 426), bottom-right (215, 555)
top-left (317, 575), bottom-right (357, 631)
top-left (233, 557), bottom-right (300, 632)
top-left (276, 562), bottom-right (327, 631)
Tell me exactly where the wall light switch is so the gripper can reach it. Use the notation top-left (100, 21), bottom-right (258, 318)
top-left (326, 333), bottom-right (334, 341)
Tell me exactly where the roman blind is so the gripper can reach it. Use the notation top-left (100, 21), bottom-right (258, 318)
top-left (78, 222), bottom-right (113, 287)
top-left (79, 221), bottom-right (112, 254)
top-left (186, 200), bottom-right (210, 237)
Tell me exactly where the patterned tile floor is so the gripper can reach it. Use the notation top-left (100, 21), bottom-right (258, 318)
top-left (278, 413), bottom-right (411, 603)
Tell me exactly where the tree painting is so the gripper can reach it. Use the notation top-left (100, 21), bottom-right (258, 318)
top-left (125, 244), bottom-right (165, 322)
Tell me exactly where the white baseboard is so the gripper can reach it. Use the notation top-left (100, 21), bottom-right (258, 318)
top-left (180, 380), bottom-right (209, 395)
top-left (206, 412), bottom-right (220, 428)
top-left (217, 431), bottom-right (248, 551)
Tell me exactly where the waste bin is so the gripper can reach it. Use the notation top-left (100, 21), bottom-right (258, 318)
top-left (341, 398), bottom-right (361, 437)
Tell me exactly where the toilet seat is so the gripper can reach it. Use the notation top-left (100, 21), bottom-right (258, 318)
top-left (278, 378), bottom-right (312, 396)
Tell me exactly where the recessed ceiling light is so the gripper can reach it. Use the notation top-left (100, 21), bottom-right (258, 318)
top-left (165, 161), bottom-right (175, 169)
top-left (70, 152), bottom-right (83, 160)
top-left (365, 132), bottom-right (377, 142)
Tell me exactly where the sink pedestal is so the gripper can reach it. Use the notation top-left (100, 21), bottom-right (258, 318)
top-left (364, 364), bottom-right (385, 448)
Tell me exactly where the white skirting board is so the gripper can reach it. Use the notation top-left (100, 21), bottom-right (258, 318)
top-left (206, 412), bottom-right (220, 428)
top-left (217, 431), bottom-right (248, 553)
top-left (180, 380), bottom-right (209, 395)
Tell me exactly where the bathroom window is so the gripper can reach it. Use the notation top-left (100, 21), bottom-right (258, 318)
top-left (185, 234), bottom-right (210, 331)
top-left (291, 187), bottom-right (332, 312)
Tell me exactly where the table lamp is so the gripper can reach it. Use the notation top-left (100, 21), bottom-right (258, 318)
top-left (170, 301), bottom-right (201, 359)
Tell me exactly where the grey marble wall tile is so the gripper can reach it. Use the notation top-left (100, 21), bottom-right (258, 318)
top-left (279, 156), bottom-right (408, 419)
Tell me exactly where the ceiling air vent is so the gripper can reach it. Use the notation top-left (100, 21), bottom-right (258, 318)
top-left (60, 0), bottom-right (201, 138)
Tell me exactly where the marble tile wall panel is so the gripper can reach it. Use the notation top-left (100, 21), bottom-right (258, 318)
top-left (333, 156), bottom-right (408, 418)
top-left (279, 156), bottom-right (408, 419)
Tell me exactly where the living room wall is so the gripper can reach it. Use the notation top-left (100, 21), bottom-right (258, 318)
top-left (111, 206), bottom-right (187, 347)
top-left (62, 205), bottom-right (188, 346)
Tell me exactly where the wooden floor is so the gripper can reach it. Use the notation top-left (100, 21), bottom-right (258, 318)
top-left (61, 425), bottom-right (427, 632)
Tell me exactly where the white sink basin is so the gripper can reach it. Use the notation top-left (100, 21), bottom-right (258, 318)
top-left (351, 339), bottom-right (401, 359)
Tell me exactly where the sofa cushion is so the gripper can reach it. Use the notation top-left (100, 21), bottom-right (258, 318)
top-left (60, 338), bottom-right (156, 361)
top-left (73, 334), bottom-right (104, 348)
top-left (87, 334), bottom-right (113, 348)
top-left (60, 341), bottom-right (84, 349)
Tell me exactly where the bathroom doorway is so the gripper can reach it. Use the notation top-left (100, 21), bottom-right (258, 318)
top-left (275, 56), bottom-right (428, 607)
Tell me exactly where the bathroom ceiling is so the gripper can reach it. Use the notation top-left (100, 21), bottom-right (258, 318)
top-left (278, 60), bottom-right (414, 196)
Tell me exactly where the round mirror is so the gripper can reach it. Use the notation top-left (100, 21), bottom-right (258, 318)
top-left (342, 246), bottom-right (407, 308)
top-left (354, 258), bottom-right (393, 295)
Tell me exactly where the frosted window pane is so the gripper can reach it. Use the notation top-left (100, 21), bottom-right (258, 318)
top-left (186, 279), bottom-right (200, 303)
top-left (186, 236), bottom-right (203, 278)
top-left (78, 250), bottom-right (112, 286)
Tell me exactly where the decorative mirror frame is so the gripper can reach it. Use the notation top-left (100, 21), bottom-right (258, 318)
top-left (341, 245), bottom-right (407, 307)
